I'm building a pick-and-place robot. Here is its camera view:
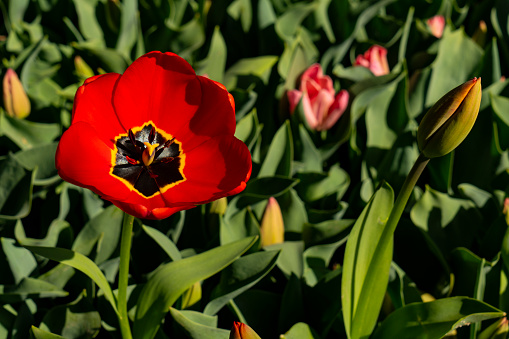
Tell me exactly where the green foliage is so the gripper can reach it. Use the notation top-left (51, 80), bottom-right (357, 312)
top-left (1, 0), bottom-right (509, 338)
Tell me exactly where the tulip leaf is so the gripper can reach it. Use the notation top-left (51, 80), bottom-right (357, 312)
top-left (115, 0), bottom-right (138, 59)
top-left (71, 0), bottom-right (105, 47)
top-left (259, 120), bottom-right (293, 177)
top-left (281, 322), bottom-right (320, 339)
top-left (0, 153), bottom-right (34, 220)
top-left (142, 224), bottom-right (182, 261)
top-left (31, 326), bottom-right (66, 339)
top-left (426, 28), bottom-right (483, 107)
top-left (235, 109), bottom-right (262, 151)
top-left (13, 142), bottom-right (59, 185)
top-left (0, 112), bottom-right (60, 150)
top-left (342, 182), bottom-right (394, 339)
top-left (224, 56), bottom-right (278, 90)
top-left (295, 164), bottom-right (350, 203)
top-left (23, 246), bottom-right (118, 314)
top-left (71, 205), bottom-right (123, 264)
top-left (275, 2), bottom-right (315, 42)
top-left (372, 297), bottom-right (505, 339)
top-left (1, 237), bottom-right (37, 284)
top-left (0, 277), bottom-right (68, 304)
top-left (196, 26), bottom-right (227, 83)
top-left (169, 308), bottom-right (230, 339)
top-left (204, 250), bottom-right (280, 315)
top-left (15, 219), bottom-right (71, 248)
top-left (133, 236), bottom-right (257, 339)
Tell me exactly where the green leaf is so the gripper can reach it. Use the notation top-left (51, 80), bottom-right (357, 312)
top-left (15, 219), bottom-right (71, 248)
top-left (196, 26), bottom-right (227, 83)
top-left (0, 112), bottom-right (60, 150)
top-left (274, 2), bottom-right (316, 41)
top-left (204, 250), bottom-right (280, 315)
top-left (224, 56), bottom-right (278, 90)
top-left (234, 109), bottom-right (262, 151)
top-left (295, 164), bottom-right (350, 203)
top-left (281, 322), bottom-right (320, 339)
top-left (116, 0), bottom-right (138, 59)
top-left (71, 0), bottom-right (105, 47)
top-left (169, 308), bottom-right (230, 339)
top-left (0, 277), bottom-right (68, 303)
top-left (259, 121), bottom-right (293, 177)
top-left (142, 224), bottom-right (181, 262)
top-left (1, 237), bottom-right (36, 284)
top-left (24, 246), bottom-right (118, 314)
top-left (13, 142), bottom-right (59, 185)
top-left (425, 28), bottom-right (483, 107)
top-left (31, 326), bottom-right (66, 339)
top-left (133, 237), bottom-right (257, 339)
top-left (227, 0), bottom-right (252, 33)
top-left (72, 205), bottom-right (123, 265)
top-left (40, 292), bottom-right (101, 338)
top-left (0, 153), bottom-right (34, 219)
top-left (373, 297), bottom-right (505, 339)
top-left (266, 241), bottom-right (304, 278)
top-left (342, 182), bottom-right (394, 339)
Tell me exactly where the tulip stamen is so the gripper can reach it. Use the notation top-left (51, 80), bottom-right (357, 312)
top-left (125, 156), bottom-right (139, 165)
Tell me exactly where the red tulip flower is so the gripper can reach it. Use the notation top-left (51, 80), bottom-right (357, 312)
top-left (287, 64), bottom-right (349, 131)
top-left (56, 51), bottom-right (252, 220)
top-left (354, 45), bottom-right (390, 76)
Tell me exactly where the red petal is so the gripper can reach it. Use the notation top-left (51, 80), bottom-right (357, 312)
top-left (172, 76), bottom-right (236, 153)
top-left (112, 51), bottom-right (201, 132)
top-left (72, 73), bottom-right (125, 144)
top-left (55, 122), bottom-right (131, 200)
top-left (162, 135), bottom-right (252, 205)
top-left (111, 200), bottom-right (195, 220)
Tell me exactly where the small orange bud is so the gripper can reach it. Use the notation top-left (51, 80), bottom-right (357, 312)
top-left (417, 78), bottom-right (482, 158)
top-left (229, 322), bottom-right (262, 339)
top-left (2, 68), bottom-right (31, 119)
top-left (260, 197), bottom-right (284, 247)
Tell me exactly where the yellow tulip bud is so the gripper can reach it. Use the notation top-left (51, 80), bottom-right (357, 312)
top-left (478, 317), bottom-right (508, 339)
top-left (417, 78), bottom-right (482, 158)
top-left (181, 281), bottom-right (201, 309)
top-left (210, 197), bottom-right (227, 215)
top-left (260, 197), bottom-right (284, 247)
top-left (2, 68), bottom-right (31, 119)
top-left (229, 322), bottom-right (262, 339)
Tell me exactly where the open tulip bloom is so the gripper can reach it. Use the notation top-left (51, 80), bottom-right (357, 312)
top-left (56, 51), bottom-right (252, 220)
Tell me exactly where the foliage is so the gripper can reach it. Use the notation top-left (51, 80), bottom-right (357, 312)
top-left (1, 0), bottom-right (509, 338)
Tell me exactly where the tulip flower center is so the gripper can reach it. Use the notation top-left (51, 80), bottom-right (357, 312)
top-left (110, 122), bottom-right (186, 197)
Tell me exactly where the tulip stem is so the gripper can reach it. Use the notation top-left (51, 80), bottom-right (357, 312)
top-left (379, 152), bottom-right (430, 252)
top-left (118, 212), bottom-right (135, 339)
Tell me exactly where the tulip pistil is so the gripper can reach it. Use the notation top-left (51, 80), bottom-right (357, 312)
top-left (110, 122), bottom-right (186, 197)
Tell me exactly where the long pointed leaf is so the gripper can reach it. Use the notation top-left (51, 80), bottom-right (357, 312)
top-left (133, 236), bottom-right (257, 339)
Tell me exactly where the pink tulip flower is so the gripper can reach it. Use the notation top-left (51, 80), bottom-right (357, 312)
top-left (287, 64), bottom-right (349, 131)
top-left (427, 15), bottom-right (445, 38)
top-left (354, 45), bottom-right (390, 76)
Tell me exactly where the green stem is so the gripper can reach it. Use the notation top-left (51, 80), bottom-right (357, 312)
top-left (379, 152), bottom-right (430, 252)
top-left (118, 213), bottom-right (134, 339)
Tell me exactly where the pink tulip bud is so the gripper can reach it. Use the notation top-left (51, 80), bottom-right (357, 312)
top-left (427, 15), bottom-right (445, 38)
top-left (229, 322), bottom-right (262, 339)
top-left (287, 64), bottom-right (349, 131)
top-left (354, 45), bottom-right (390, 76)
top-left (2, 68), bottom-right (31, 119)
top-left (260, 197), bottom-right (284, 247)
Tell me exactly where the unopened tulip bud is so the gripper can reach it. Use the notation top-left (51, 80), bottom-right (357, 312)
top-left (229, 322), bottom-right (262, 339)
top-left (74, 56), bottom-right (95, 80)
top-left (503, 198), bottom-right (509, 226)
top-left (2, 68), bottom-right (30, 119)
top-left (417, 78), bottom-right (481, 158)
top-left (472, 20), bottom-right (488, 47)
top-left (210, 197), bottom-right (227, 215)
top-left (260, 197), bottom-right (284, 247)
top-left (181, 281), bottom-right (201, 309)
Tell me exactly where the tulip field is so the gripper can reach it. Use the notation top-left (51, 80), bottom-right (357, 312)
top-left (3, 0), bottom-right (509, 338)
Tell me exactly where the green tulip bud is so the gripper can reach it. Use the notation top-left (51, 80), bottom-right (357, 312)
top-left (417, 77), bottom-right (482, 158)
top-left (2, 68), bottom-right (31, 119)
top-left (229, 322), bottom-right (262, 339)
top-left (74, 56), bottom-right (95, 80)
